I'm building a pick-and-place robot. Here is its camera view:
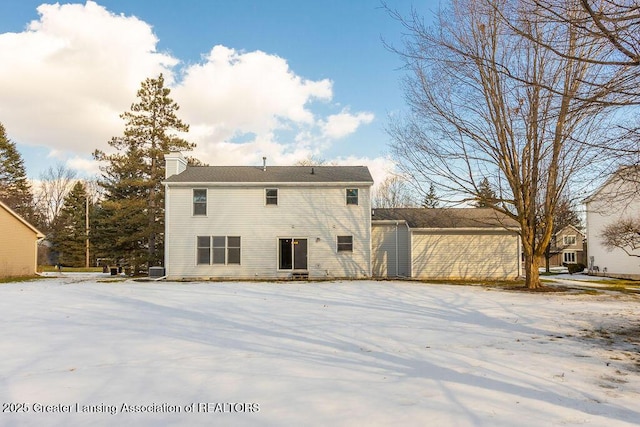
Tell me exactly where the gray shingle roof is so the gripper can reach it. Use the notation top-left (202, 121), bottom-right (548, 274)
top-left (372, 208), bottom-right (519, 229)
top-left (164, 166), bottom-right (373, 184)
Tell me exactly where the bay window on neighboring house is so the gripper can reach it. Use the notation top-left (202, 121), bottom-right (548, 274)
top-left (563, 251), bottom-right (576, 264)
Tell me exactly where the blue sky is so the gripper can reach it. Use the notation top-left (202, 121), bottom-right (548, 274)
top-left (0, 1), bottom-right (439, 182)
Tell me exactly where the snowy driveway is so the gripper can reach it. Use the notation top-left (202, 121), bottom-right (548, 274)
top-left (1, 276), bottom-right (639, 426)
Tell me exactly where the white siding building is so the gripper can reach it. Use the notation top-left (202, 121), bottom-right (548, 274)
top-left (163, 152), bottom-right (373, 280)
top-left (585, 166), bottom-right (640, 279)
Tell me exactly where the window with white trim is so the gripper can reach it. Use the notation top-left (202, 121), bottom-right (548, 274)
top-left (563, 251), bottom-right (576, 264)
top-left (266, 188), bottom-right (278, 205)
top-left (563, 235), bottom-right (577, 246)
top-left (337, 235), bottom-right (353, 252)
top-left (197, 236), bottom-right (210, 265)
top-left (193, 189), bottom-right (207, 216)
top-left (346, 189), bottom-right (358, 205)
top-left (197, 236), bottom-right (241, 265)
top-left (212, 236), bottom-right (226, 264)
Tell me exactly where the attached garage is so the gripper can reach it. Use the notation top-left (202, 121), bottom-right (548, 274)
top-left (372, 208), bottom-right (521, 280)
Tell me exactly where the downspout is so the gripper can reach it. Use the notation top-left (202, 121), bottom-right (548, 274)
top-left (518, 232), bottom-right (522, 278)
top-left (395, 221), bottom-right (399, 277)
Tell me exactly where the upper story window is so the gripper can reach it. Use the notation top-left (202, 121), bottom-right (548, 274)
top-left (266, 188), bottom-right (278, 205)
top-left (193, 189), bottom-right (207, 216)
top-left (346, 189), bottom-right (358, 205)
top-left (337, 235), bottom-right (353, 252)
top-left (563, 235), bottom-right (577, 246)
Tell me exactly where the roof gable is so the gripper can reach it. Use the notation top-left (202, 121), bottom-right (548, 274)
top-left (584, 165), bottom-right (640, 203)
top-left (164, 165), bottom-right (373, 184)
top-left (372, 208), bottom-right (519, 229)
top-left (554, 224), bottom-right (584, 238)
top-left (0, 200), bottom-right (45, 238)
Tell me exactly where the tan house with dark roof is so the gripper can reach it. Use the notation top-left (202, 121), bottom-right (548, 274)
top-left (547, 225), bottom-right (586, 267)
top-left (0, 200), bottom-right (44, 278)
top-left (372, 208), bottom-right (521, 280)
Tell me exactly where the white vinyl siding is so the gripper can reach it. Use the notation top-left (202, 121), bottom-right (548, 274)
top-left (165, 185), bottom-right (371, 279)
top-left (586, 177), bottom-right (640, 277)
top-left (410, 230), bottom-right (520, 280)
top-left (371, 222), bottom-right (410, 277)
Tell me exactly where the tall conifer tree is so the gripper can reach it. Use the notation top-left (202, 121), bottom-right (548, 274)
top-left (93, 74), bottom-right (194, 271)
top-left (474, 178), bottom-right (497, 208)
top-left (0, 122), bottom-right (37, 223)
top-left (50, 181), bottom-right (91, 267)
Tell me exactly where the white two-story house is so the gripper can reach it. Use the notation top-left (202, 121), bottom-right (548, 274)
top-left (163, 152), bottom-right (373, 280)
top-left (585, 166), bottom-right (640, 279)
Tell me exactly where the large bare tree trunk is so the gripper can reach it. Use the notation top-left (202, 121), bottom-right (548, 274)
top-left (386, 0), bottom-right (627, 288)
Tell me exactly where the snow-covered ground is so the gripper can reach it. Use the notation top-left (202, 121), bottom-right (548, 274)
top-left (1, 274), bottom-right (639, 426)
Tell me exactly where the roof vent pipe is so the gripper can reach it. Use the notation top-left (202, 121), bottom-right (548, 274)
top-left (262, 156), bottom-right (267, 171)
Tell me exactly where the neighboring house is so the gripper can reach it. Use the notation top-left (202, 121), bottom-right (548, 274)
top-left (0, 200), bottom-right (45, 278)
top-left (371, 208), bottom-right (521, 280)
top-left (585, 166), bottom-right (640, 279)
top-left (547, 225), bottom-right (586, 267)
top-left (163, 152), bottom-right (373, 280)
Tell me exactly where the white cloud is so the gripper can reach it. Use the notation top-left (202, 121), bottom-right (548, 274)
top-left (0, 2), bottom-right (376, 178)
top-left (174, 46), bottom-right (333, 139)
top-left (66, 156), bottom-right (102, 176)
top-left (333, 155), bottom-right (399, 190)
top-left (0, 1), bottom-right (176, 153)
top-left (320, 110), bottom-right (375, 139)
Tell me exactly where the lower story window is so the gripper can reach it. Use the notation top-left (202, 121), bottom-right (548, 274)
top-left (337, 235), bottom-right (353, 252)
top-left (197, 236), bottom-right (241, 265)
top-left (563, 251), bottom-right (576, 264)
top-left (197, 236), bottom-right (210, 265)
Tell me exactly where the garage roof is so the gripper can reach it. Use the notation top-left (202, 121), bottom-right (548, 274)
top-left (371, 208), bottom-right (519, 229)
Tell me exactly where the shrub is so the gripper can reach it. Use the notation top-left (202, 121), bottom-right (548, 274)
top-left (563, 263), bottom-right (586, 275)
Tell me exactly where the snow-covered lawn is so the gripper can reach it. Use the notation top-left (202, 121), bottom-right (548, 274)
top-left (1, 275), bottom-right (639, 426)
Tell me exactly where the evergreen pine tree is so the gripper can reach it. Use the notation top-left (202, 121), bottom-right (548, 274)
top-left (50, 182), bottom-right (91, 267)
top-left (421, 183), bottom-right (439, 208)
top-left (93, 74), bottom-right (194, 272)
top-left (0, 122), bottom-right (38, 224)
top-left (474, 177), bottom-right (497, 208)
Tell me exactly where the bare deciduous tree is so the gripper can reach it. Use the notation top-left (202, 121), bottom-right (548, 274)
top-left (525, 1), bottom-right (640, 163)
top-left (531, 0), bottom-right (640, 67)
top-left (373, 175), bottom-right (416, 208)
top-left (34, 163), bottom-right (77, 230)
top-left (386, 0), bottom-right (629, 288)
top-left (600, 217), bottom-right (640, 257)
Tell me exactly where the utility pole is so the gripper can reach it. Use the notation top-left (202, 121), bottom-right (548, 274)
top-left (86, 193), bottom-right (90, 268)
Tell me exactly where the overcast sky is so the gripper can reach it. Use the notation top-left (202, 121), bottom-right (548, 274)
top-left (0, 1), bottom-right (440, 184)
